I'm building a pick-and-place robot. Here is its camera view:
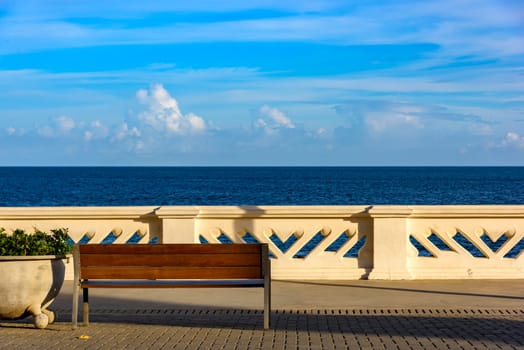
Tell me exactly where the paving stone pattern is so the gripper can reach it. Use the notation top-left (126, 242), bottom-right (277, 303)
top-left (2, 309), bottom-right (523, 350)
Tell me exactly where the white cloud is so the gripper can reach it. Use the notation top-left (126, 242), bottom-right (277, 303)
top-left (91, 120), bottom-right (109, 136)
top-left (5, 126), bottom-right (26, 137)
top-left (134, 140), bottom-right (145, 152)
top-left (260, 105), bottom-right (295, 128)
top-left (367, 113), bottom-right (423, 133)
top-left (113, 122), bottom-right (141, 142)
top-left (501, 132), bottom-right (524, 149)
top-left (316, 128), bottom-right (327, 137)
top-left (84, 120), bottom-right (109, 141)
top-left (136, 84), bottom-right (206, 135)
top-left (468, 124), bottom-right (493, 136)
top-left (255, 105), bottom-right (295, 134)
top-left (38, 125), bottom-right (55, 138)
top-left (336, 99), bottom-right (494, 134)
top-left (186, 113), bottom-right (206, 132)
top-left (37, 115), bottom-right (76, 138)
top-left (54, 116), bottom-right (75, 133)
top-left (83, 131), bottom-right (93, 141)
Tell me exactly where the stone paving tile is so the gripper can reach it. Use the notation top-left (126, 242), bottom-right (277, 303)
top-left (1, 309), bottom-right (523, 350)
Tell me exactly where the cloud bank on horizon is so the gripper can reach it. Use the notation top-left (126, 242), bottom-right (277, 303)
top-left (0, 0), bottom-right (523, 165)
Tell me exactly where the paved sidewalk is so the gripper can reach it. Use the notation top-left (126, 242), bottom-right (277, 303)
top-left (2, 280), bottom-right (524, 349)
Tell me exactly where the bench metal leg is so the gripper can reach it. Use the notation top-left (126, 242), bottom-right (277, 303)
top-left (83, 288), bottom-right (89, 326)
top-left (72, 245), bottom-right (80, 330)
top-left (72, 283), bottom-right (79, 329)
top-left (263, 245), bottom-right (271, 330)
top-left (264, 284), bottom-right (270, 330)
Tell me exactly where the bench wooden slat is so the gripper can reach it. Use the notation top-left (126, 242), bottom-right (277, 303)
top-left (80, 253), bottom-right (261, 268)
top-left (81, 266), bottom-right (263, 280)
top-left (78, 244), bottom-right (261, 254)
top-left (81, 279), bottom-right (264, 288)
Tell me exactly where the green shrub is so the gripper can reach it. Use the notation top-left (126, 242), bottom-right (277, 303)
top-left (0, 228), bottom-right (72, 256)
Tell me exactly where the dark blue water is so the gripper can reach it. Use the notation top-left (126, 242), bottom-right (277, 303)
top-left (0, 166), bottom-right (523, 206)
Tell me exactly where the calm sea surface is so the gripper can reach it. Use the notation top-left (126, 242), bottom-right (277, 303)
top-left (0, 166), bottom-right (523, 206)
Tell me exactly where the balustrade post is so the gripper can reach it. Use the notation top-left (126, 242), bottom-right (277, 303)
top-left (367, 206), bottom-right (413, 280)
top-left (155, 206), bottom-right (200, 243)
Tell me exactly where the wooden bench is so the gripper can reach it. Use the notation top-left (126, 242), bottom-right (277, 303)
top-left (72, 243), bottom-right (271, 329)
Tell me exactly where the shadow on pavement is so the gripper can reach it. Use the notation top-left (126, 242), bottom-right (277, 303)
top-left (3, 294), bottom-right (522, 348)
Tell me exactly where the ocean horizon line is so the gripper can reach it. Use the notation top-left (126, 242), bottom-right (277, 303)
top-left (1, 165), bottom-right (524, 168)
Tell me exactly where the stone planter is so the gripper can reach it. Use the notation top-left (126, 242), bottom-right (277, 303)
top-left (0, 255), bottom-right (69, 329)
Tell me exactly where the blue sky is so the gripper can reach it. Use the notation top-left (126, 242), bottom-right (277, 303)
top-left (0, 0), bottom-right (523, 165)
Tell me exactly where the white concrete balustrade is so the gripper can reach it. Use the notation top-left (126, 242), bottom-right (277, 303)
top-left (0, 206), bottom-right (522, 280)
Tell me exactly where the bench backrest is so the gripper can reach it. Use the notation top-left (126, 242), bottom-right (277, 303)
top-left (73, 244), bottom-right (269, 280)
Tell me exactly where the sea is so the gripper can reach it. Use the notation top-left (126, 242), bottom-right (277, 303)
top-left (0, 166), bottom-right (523, 207)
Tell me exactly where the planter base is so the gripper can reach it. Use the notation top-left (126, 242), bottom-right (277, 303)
top-left (0, 256), bottom-right (67, 329)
